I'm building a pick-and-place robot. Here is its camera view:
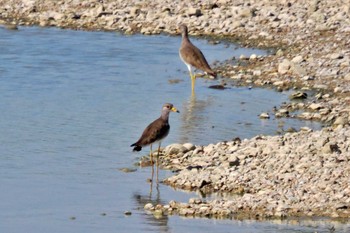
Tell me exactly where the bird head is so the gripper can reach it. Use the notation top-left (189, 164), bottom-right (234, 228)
top-left (163, 103), bottom-right (180, 113)
top-left (177, 24), bottom-right (188, 36)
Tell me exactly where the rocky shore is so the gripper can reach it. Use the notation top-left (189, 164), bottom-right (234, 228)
top-left (1, 0), bottom-right (349, 219)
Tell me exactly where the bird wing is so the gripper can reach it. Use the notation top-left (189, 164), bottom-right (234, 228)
top-left (137, 118), bottom-right (170, 146)
top-left (180, 43), bottom-right (213, 73)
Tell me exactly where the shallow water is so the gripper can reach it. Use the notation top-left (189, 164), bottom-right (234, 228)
top-left (0, 26), bottom-right (348, 233)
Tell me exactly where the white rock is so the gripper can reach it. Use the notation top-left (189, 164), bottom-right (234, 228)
top-left (259, 112), bottom-right (270, 119)
top-left (309, 103), bottom-right (323, 110)
top-left (164, 143), bottom-right (189, 154)
top-left (278, 59), bottom-right (291, 74)
top-left (144, 203), bottom-right (154, 210)
top-left (292, 55), bottom-right (304, 64)
top-left (330, 53), bottom-right (343, 60)
top-left (273, 81), bottom-right (285, 86)
top-left (333, 116), bottom-right (347, 126)
top-left (187, 8), bottom-right (201, 17)
top-left (249, 54), bottom-right (257, 60)
top-left (183, 143), bottom-right (195, 151)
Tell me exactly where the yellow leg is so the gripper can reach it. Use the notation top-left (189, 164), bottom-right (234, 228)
top-left (189, 72), bottom-right (196, 94)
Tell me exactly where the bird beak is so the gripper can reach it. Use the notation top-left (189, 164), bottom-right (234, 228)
top-left (171, 107), bottom-right (180, 113)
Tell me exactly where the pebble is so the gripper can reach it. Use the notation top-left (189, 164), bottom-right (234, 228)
top-left (249, 54), bottom-right (257, 60)
top-left (333, 116), bottom-right (348, 126)
top-left (2, 0), bottom-right (349, 221)
top-left (308, 103), bottom-right (323, 110)
top-left (124, 211), bottom-right (132, 216)
top-left (157, 125), bottom-right (350, 219)
top-left (119, 168), bottom-right (137, 173)
top-left (278, 59), bottom-right (291, 74)
top-left (289, 92), bottom-right (308, 100)
top-left (4, 23), bottom-right (18, 30)
top-left (259, 112), bottom-right (270, 119)
top-left (292, 55), bottom-right (304, 64)
top-left (144, 203), bottom-right (154, 210)
top-left (183, 143), bottom-right (195, 151)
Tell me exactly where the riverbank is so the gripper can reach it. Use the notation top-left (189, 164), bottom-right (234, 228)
top-left (1, 0), bottom-right (349, 219)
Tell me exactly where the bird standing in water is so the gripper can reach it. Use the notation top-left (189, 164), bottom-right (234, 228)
top-left (131, 103), bottom-right (179, 165)
top-left (179, 24), bottom-right (217, 94)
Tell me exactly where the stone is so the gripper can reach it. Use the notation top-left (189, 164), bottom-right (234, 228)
top-left (273, 81), bottom-right (285, 86)
top-left (290, 64), bottom-right (306, 76)
top-left (309, 12), bottom-right (325, 23)
top-left (153, 209), bottom-right (163, 218)
top-left (183, 143), bottom-right (195, 151)
top-left (322, 143), bottom-right (341, 154)
top-left (259, 31), bottom-right (269, 37)
top-left (330, 53), bottom-right (344, 60)
top-left (300, 127), bottom-right (312, 132)
top-left (276, 49), bottom-right (284, 56)
top-left (5, 23), bottom-right (18, 30)
top-left (129, 7), bottom-right (141, 17)
top-left (253, 70), bottom-right (262, 76)
top-left (344, 73), bottom-right (350, 81)
top-left (239, 55), bottom-right (247, 60)
top-left (301, 76), bottom-right (314, 81)
top-left (124, 211), bottom-right (132, 215)
top-left (179, 208), bottom-right (195, 216)
top-left (334, 87), bottom-right (343, 93)
top-left (189, 198), bottom-right (202, 204)
top-left (292, 55), bottom-right (304, 64)
top-left (289, 92), bottom-right (307, 99)
top-left (278, 59), bottom-right (291, 74)
top-left (259, 112), bottom-right (270, 119)
top-left (231, 21), bottom-right (243, 29)
top-left (238, 8), bottom-right (252, 18)
top-left (333, 116), bottom-right (347, 126)
top-left (249, 54), bottom-right (257, 60)
top-left (313, 84), bottom-right (328, 90)
top-left (309, 103), bottom-right (323, 110)
top-left (119, 167), bottom-right (137, 173)
top-left (164, 143), bottom-right (189, 155)
top-left (229, 156), bottom-right (240, 167)
top-left (144, 203), bottom-right (154, 210)
top-left (286, 127), bottom-right (297, 133)
top-left (187, 8), bottom-right (202, 17)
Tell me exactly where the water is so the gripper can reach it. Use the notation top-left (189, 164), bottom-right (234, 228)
top-left (0, 26), bottom-right (348, 233)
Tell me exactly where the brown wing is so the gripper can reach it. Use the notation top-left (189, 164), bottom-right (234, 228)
top-left (135, 118), bottom-right (170, 146)
top-left (180, 41), bottom-right (216, 76)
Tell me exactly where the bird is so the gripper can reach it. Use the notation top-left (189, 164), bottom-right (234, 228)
top-left (179, 24), bottom-right (217, 94)
top-left (131, 103), bottom-right (180, 164)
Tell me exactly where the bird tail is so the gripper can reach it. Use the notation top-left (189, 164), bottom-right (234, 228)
top-left (206, 70), bottom-right (217, 79)
top-left (130, 143), bottom-right (142, 152)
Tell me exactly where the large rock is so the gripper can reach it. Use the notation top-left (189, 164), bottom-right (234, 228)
top-left (278, 59), bottom-right (291, 74)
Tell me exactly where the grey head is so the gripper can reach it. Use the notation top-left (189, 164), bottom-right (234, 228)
top-left (179, 24), bottom-right (189, 38)
top-left (161, 103), bottom-right (180, 120)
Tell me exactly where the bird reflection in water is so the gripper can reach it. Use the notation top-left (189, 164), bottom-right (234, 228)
top-left (179, 94), bottom-right (213, 144)
top-left (133, 171), bottom-right (170, 232)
